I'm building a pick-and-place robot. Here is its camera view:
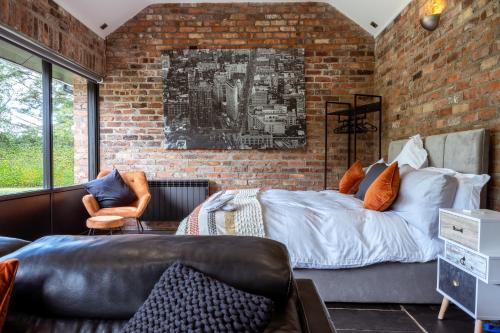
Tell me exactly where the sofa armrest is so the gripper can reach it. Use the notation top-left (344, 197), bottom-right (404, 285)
top-left (296, 279), bottom-right (336, 333)
top-left (82, 194), bottom-right (100, 216)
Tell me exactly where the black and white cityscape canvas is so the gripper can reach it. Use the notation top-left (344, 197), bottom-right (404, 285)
top-left (162, 48), bottom-right (306, 149)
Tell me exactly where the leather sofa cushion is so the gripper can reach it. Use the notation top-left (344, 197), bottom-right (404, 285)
top-left (0, 237), bottom-right (30, 258)
top-left (3, 235), bottom-right (292, 320)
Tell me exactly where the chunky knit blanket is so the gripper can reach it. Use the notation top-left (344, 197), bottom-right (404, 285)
top-left (121, 262), bottom-right (274, 333)
top-left (176, 189), bottom-right (265, 237)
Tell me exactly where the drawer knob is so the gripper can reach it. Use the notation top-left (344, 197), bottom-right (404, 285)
top-left (452, 226), bottom-right (464, 233)
top-left (459, 257), bottom-right (466, 265)
top-left (452, 279), bottom-right (460, 287)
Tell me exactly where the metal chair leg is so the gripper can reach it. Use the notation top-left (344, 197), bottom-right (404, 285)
top-left (136, 218), bottom-right (144, 233)
top-left (88, 228), bottom-right (93, 236)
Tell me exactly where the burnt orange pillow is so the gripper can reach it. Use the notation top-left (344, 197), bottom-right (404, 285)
top-left (363, 162), bottom-right (400, 211)
top-left (0, 259), bottom-right (19, 330)
top-left (339, 160), bottom-right (365, 194)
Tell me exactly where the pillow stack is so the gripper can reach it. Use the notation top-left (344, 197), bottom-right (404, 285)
top-left (337, 132), bottom-right (490, 219)
top-left (335, 132), bottom-right (492, 240)
top-left (339, 161), bottom-right (400, 212)
top-left (423, 167), bottom-right (490, 210)
top-left (338, 134), bottom-right (430, 212)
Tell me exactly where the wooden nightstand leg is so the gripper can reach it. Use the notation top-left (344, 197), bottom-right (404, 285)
top-left (438, 297), bottom-right (449, 320)
top-left (474, 320), bottom-right (483, 333)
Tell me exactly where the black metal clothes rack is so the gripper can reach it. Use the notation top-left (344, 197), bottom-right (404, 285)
top-left (324, 94), bottom-right (382, 189)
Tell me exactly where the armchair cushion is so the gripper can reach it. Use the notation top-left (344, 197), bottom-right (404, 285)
top-left (95, 206), bottom-right (138, 218)
top-left (84, 169), bottom-right (137, 208)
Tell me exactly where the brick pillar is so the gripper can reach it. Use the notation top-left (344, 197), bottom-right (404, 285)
top-left (73, 77), bottom-right (89, 184)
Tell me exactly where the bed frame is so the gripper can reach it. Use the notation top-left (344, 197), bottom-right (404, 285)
top-left (294, 128), bottom-right (490, 303)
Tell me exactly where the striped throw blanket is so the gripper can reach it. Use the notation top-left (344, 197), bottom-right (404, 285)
top-left (176, 189), bottom-right (265, 237)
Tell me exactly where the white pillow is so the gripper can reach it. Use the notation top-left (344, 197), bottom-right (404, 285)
top-left (393, 134), bottom-right (428, 169)
top-left (424, 167), bottom-right (490, 210)
top-left (391, 166), bottom-right (458, 238)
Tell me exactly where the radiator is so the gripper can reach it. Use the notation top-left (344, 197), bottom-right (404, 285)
top-left (142, 180), bottom-right (209, 222)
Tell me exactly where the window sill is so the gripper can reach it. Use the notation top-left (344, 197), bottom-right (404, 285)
top-left (0, 185), bottom-right (86, 202)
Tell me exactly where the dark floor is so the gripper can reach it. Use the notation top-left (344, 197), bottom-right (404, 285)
top-left (326, 302), bottom-right (475, 333)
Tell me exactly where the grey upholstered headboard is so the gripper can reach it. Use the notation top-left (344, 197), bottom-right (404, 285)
top-left (388, 128), bottom-right (490, 175)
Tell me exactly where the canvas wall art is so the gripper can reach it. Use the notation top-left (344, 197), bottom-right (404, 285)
top-left (162, 48), bottom-right (306, 149)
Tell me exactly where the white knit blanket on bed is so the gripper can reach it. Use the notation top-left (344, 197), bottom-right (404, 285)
top-left (176, 189), bottom-right (265, 237)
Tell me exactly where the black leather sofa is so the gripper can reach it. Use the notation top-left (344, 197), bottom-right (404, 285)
top-left (0, 235), bottom-right (335, 333)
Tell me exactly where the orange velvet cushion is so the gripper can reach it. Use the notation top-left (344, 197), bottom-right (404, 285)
top-left (339, 160), bottom-right (365, 194)
top-left (0, 259), bottom-right (19, 330)
top-left (363, 162), bottom-right (400, 211)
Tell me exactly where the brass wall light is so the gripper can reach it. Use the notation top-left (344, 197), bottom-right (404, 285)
top-left (420, 0), bottom-right (445, 31)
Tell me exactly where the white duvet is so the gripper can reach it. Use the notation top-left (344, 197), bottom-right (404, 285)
top-left (260, 189), bottom-right (442, 269)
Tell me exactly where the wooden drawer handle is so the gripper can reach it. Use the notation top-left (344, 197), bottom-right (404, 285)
top-left (452, 279), bottom-right (460, 287)
top-left (452, 226), bottom-right (464, 233)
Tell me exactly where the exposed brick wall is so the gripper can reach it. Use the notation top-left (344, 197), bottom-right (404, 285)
top-left (374, 0), bottom-right (499, 209)
top-left (0, 0), bottom-right (105, 75)
top-left (101, 3), bottom-right (375, 191)
top-left (73, 77), bottom-right (88, 184)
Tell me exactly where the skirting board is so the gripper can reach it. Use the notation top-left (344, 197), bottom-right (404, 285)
top-left (294, 261), bottom-right (441, 304)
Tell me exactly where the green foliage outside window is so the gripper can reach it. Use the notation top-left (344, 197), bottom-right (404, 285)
top-left (0, 58), bottom-right (76, 194)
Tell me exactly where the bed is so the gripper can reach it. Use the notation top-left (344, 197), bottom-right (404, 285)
top-left (177, 128), bottom-right (490, 303)
top-left (295, 128), bottom-right (490, 303)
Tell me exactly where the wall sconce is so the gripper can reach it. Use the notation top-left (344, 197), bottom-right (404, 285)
top-left (420, 0), bottom-right (445, 31)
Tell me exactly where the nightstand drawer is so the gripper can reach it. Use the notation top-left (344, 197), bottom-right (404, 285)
top-left (438, 258), bottom-right (476, 314)
top-left (445, 242), bottom-right (487, 281)
top-left (440, 211), bottom-right (479, 251)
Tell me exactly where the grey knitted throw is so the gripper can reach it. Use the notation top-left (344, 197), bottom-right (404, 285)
top-left (121, 262), bottom-right (274, 333)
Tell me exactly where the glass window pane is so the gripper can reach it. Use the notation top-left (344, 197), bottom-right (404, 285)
top-left (52, 65), bottom-right (89, 187)
top-left (0, 41), bottom-right (43, 195)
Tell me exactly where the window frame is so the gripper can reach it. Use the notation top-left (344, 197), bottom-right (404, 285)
top-left (0, 36), bottom-right (100, 200)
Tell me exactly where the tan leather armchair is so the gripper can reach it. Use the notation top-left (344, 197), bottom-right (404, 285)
top-left (82, 170), bottom-right (151, 232)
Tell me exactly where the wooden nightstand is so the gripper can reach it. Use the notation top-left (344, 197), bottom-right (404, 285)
top-left (437, 208), bottom-right (500, 333)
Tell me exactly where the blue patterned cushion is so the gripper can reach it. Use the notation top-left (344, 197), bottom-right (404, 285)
top-left (121, 262), bottom-right (274, 333)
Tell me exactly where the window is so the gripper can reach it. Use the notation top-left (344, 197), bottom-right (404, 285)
top-left (52, 65), bottom-right (88, 187)
top-left (0, 41), bottom-right (43, 195)
top-left (0, 38), bottom-right (97, 196)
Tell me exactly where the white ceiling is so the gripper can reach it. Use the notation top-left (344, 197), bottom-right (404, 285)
top-left (53, 0), bottom-right (412, 39)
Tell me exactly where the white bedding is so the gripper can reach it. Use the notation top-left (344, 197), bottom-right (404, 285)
top-left (260, 189), bottom-right (442, 269)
